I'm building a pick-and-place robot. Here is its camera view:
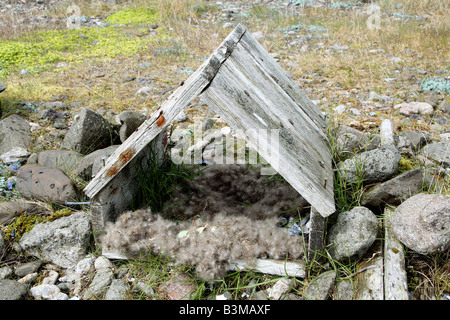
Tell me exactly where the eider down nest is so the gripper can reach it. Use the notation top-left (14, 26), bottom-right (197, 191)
top-left (102, 164), bottom-right (309, 280)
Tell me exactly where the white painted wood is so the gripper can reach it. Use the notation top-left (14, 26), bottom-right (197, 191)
top-left (384, 208), bottom-right (409, 300)
top-left (229, 259), bottom-right (306, 278)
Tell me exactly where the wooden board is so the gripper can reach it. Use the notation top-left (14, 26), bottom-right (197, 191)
top-left (83, 24), bottom-right (246, 198)
top-left (84, 23), bottom-right (335, 218)
top-left (199, 30), bottom-right (335, 217)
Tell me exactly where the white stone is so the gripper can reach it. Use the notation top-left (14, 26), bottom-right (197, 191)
top-left (268, 278), bottom-right (293, 300)
top-left (0, 147), bottom-right (30, 164)
top-left (94, 256), bottom-right (113, 270)
top-left (30, 284), bottom-right (62, 300)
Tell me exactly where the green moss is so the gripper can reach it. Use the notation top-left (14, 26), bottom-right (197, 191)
top-left (3, 214), bottom-right (43, 241)
top-left (105, 8), bottom-right (159, 25)
top-left (0, 23), bottom-right (168, 77)
top-left (43, 208), bottom-right (73, 223)
top-left (398, 157), bottom-right (414, 172)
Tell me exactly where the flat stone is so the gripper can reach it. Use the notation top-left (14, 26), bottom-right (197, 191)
top-left (268, 278), bottom-right (292, 300)
top-left (420, 141), bottom-right (450, 167)
top-left (83, 268), bottom-right (114, 299)
top-left (338, 145), bottom-right (401, 184)
top-left (37, 149), bottom-right (84, 175)
top-left (0, 147), bottom-right (30, 164)
top-left (361, 168), bottom-right (429, 208)
top-left (19, 211), bottom-right (91, 268)
top-left (14, 260), bottom-right (43, 277)
top-left (16, 164), bottom-right (78, 205)
top-left (0, 115), bottom-right (32, 155)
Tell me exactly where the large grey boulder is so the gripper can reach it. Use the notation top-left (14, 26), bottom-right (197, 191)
top-left (0, 81), bottom-right (5, 93)
top-left (361, 168), bottom-right (430, 208)
top-left (338, 145), bottom-right (401, 184)
top-left (327, 207), bottom-right (379, 261)
top-left (16, 164), bottom-right (78, 205)
top-left (391, 193), bottom-right (449, 254)
top-left (18, 211), bottom-right (91, 269)
top-left (37, 149), bottom-right (84, 175)
top-left (0, 115), bottom-right (32, 155)
top-left (61, 108), bottom-right (117, 154)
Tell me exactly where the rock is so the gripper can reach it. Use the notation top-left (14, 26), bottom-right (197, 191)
top-left (420, 141), bottom-right (450, 167)
top-left (304, 271), bottom-right (336, 300)
top-left (391, 193), bottom-right (449, 254)
top-left (83, 268), bottom-right (114, 299)
top-left (94, 256), bottom-right (113, 270)
top-left (438, 100), bottom-right (450, 115)
top-left (30, 284), bottom-right (68, 300)
top-left (338, 145), bottom-right (401, 184)
top-left (118, 111), bottom-right (147, 143)
top-left (75, 254), bottom-right (95, 275)
top-left (0, 81), bottom-right (5, 93)
top-left (14, 260), bottom-right (43, 277)
top-left (335, 125), bottom-right (380, 157)
top-left (334, 280), bottom-right (354, 300)
top-left (158, 273), bottom-right (197, 300)
top-left (0, 115), bottom-right (32, 155)
top-left (75, 145), bottom-right (119, 180)
top-left (0, 280), bottom-right (28, 300)
top-left (395, 130), bottom-right (430, 151)
top-left (37, 149), bottom-right (84, 175)
top-left (394, 102), bottom-right (434, 116)
top-left (0, 200), bottom-right (52, 225)
top-left (0, 147), bottom-right (31, 165)
top-left (18, 211), bottom-right (91, 268)
top-left (136, 86), bottom-right (152, 97)
top-left (361, 168), bottom-right (429, 208)
top-left (268, 278), bottom-right (292, 300)
top-left (16, 164), bottom-right (78, 205)
top-left (0, 266), bottom-right (13, 280)
top-left (414, 102), bottom-right (434, 115)
top-left (42, 270), bottom-right (59, 285)
top-left (330, 44), bottom-right (349, 51)
top-left (105, 279), bottom-right (129, 300)
top-left (379, 119), bottom-right (395, 146)
top-left (394, 102), bottom-right (418, 116)
top-left (61, 108), bottom-right (117, 154)
top-left (136, 281), bottom-right (155, 297)
top-left (327, 207), bottom-right (379, 261)
top-left (18, 272), bottom-right (38, 285)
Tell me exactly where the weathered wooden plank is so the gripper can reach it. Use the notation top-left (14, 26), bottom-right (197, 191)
top-left (199, 39), bottom-right (335, 217)
top-left (229, 259), bottom-right (306, 278)
top-left (355, 256), bottom-right (384, 300)
top-left (384, 208), bottom-right (409, 300)
top-left (307, 207), bottom-right (326, 260)
top-left (84, 24), bottom-right (246, 198)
